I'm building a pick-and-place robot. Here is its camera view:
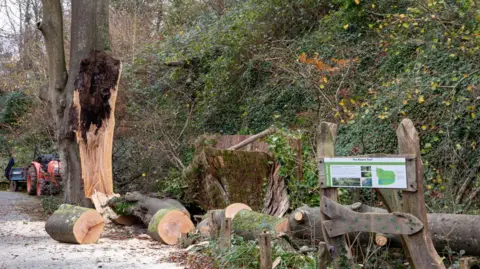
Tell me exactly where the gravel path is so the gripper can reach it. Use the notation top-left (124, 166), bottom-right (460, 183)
top-left (0, 191), bottom-right (183, 269)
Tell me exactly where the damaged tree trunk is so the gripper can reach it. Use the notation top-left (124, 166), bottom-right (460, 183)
top-left (72, 51), bottom-right (121, 198)
top-left (45, 204), bottom-right (105, 244)
top-left (38, 0), bottom-right (120, 205)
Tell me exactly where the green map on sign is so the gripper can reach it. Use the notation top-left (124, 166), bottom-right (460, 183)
top-left (377, 168), bottom-right (396, 185)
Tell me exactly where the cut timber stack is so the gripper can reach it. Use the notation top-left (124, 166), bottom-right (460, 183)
top-left (147, 209), bottom-right (194, 245)
top-left (45, 204), bottom-right (104, 244)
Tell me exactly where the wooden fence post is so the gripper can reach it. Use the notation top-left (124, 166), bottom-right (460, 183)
top-left (209, 211), bottom-right (218, 239)
top-left (318, 241), bottom-right (329, 269)
top-left (259, 232), bottom-right (272, 269)
top-left (317, 122), bottom-right (354, 268)
top-left (220, 217), bottom-right (232, 249)
top-left (395, 119), bottom-right (445, 268)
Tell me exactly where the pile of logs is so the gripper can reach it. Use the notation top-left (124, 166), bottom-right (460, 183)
top-left (44, 192), bottom-right (480, 264)
top-left (45, 192), bottom-right (195, 245)
top-left (196, 201), bottom-right (480, 257)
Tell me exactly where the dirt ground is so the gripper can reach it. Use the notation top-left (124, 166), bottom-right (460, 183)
top-left (0, 191), bottom-right (184, 269)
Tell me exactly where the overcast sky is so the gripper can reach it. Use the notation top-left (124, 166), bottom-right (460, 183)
top-left (0, 0), bottom-right (21, 53)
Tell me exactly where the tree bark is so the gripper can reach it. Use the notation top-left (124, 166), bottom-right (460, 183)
top-left (147, 208), bottom-right (194, 245)
top-left (231, 209), bottom-right (289, 241)
top-left (37, 0), bottom-right (85, 205)
top-left (108, 192), bottom-right (189, 225)
top-left (45, 204), bottom-right (104, 244)
top-left (38, 0), bottom-right (116, 205)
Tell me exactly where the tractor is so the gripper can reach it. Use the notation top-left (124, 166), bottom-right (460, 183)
top-left (25, 154), bottom-right (62, 196)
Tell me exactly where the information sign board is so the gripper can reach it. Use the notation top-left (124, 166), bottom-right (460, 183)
top-left (323, 157), bottom-right (407, 189)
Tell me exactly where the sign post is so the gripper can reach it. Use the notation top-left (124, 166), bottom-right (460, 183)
top-left (317, 119), bottom-right (444, 269)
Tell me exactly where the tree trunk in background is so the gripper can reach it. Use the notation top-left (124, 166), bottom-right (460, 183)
top-left (38, 0), bottom-right (84, 205)
top-left (39, 0), bottom-right (117, 205)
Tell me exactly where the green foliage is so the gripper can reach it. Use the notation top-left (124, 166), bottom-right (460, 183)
top-left (118, 0), bottom-right (479, 214)
top-left (0, 91), bottom-right (31, 125)
top-left (200, 235), bottom-right (316, 269)
top-left (40, 196), bottom-right (63, 216)
top-left (108, 197), bottom-right (136, 216)
top-left (265, 129), bottom-right (320, 209)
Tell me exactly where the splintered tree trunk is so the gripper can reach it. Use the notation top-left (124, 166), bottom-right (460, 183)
top-left (72, 51), bottom-right (122, 198)
top-left (38, 0), bottom-right (119, 205)
top-left (45, 204), bottom-right (104, 244)
top-left (232, 209), bottom-right (289, 241)
top-left (147, 209), bottom-right (194, 245)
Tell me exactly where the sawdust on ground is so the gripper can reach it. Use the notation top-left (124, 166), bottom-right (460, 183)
top-left (0, 191), bottom-right (184, 269)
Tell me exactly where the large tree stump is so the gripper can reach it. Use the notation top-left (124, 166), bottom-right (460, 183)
top-left (72, 51), bottom-right (122, 198)
top-left (45, 204), bottom-right (104, 244)
top-left (147, 208), bottom-right (194, 245)
top-left (231, 209), bottom-right (289, 241)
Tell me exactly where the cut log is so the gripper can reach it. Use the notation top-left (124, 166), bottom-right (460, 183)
top-left (109, 192), bottom-right (189, 225)
top-left (147, 208), bottom-right (194, 245)
top-left (196, 218), bottom-right (210, 236)
top-left (232, 209), bottom-right (289, 241)
top-left (375, 234), bottom-right (388, 246)
top-left (225, 203), bottom-right (251, 219)
top-left (288, 205), bottom-right (480, 256)
top-left (45, 204), bottom-right (104, 244)
top-left (196, 209), bottom-right (225, 236)
top-left (72, 51), bottom-right (122, 198)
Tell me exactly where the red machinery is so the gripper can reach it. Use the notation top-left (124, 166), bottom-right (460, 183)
top-left (26, 154), bottom-right (62, 196)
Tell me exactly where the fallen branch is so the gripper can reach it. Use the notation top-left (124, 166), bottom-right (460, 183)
top-left (227, 127), bottom-right (276, 150)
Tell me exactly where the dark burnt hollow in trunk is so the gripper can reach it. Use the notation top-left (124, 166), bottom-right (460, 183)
top-left (74, 50), bottom-right (120, 141)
